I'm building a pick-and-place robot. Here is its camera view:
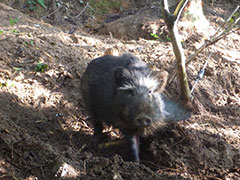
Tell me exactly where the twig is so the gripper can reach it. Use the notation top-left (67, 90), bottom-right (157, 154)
top-left (169, 136), bottom-right (187, 148)
top-left (140, 160), bottom-right (159, 169)
top-left (168, 6), bottom-right (240, 84)
top-left (157, 167), bottom-right (183, 173)
top-left (41, 4), bottom-right (62, 19)
top-left (226, 5), bottom-right (239, 22)
top-left (11, 142), bottom-right (14, 158)
top-left (189, 6), bottom-right (239, 63)
top-left (109, 31), bottom-right (113, 39)
top-left (87, 4), bottom-right (107, 16)
top-left (211, 0), bottom-right (216, 8)
top-left (23, 157), bottom-right (61, 178)
top-left (211, 5), bottom-right (240, 40)
top-left (40, 166), bottom-right (45, 179)
top-left (75, 3), bottom-right (89, 18)
top-left (206, 176), bottom-right (223, 180)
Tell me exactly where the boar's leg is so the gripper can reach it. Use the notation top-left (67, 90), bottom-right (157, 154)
top-left (92, 120), bottom-right (104, 142)
top-left (125, 133), bottom-right (140, 162)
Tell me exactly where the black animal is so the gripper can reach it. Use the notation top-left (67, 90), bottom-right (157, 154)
top-left (81, 53), bottom-right (191, 162)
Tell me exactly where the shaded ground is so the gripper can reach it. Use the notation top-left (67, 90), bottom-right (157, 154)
top-left (0, 1), bottom-right (239, 180)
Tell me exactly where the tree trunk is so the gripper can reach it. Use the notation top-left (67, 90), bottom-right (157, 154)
top-left (169, 0), bottom-right (209, 33)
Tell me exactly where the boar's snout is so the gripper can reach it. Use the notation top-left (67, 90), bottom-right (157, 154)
top-left (134, 113), bottom-right (152, 127)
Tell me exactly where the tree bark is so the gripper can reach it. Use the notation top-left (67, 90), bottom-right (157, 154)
top-left (162, 0), bottom-right (191, 104)
top-left (169, 0), bottom-right (209, 33)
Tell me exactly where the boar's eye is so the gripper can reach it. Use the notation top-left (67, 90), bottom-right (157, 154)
top-left (147, 90), bottom-right (152, 97)
top-left (148, 88), bottom-right (155, 97)
top-left (148, 87), bottom-right (155, 94)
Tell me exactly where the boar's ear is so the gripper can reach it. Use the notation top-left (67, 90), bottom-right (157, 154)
top-left (114, 67), bottom-right (131, 87)
top-left (153, 70), bottom-right (168, 92)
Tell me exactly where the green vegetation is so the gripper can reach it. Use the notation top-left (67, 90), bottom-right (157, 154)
top-left (166, 35), bottom-right (171, 41)
top-left (0, 81), bottom-right (14, 88)
top-left (0, 17), bottom-right (21, 35)
top-left (34, 62), bottom-right (48, 72)
top-left (0, 82), bottom-right (7, 87)
top-left (150, 33), bottom-right (171, 41)
top-left (9, 17), bottom-right (19, 26)
top-left (37, 0), bottom-right (46, 9)
top-left (27, 0), bottom-right (46, 11)
top-left (0, 29), bottom-right (20, 35)
top-left (24, 40), bottom-right (35, 46)
top-left (230, 12), bottom-right (239, 23)
top-left (13, 67), bottom-right (22, 71)
top-left (9, 29), bottom-right (20, 34)
top-left (150, 33), bottom-right (159, 39)
top-left (28, 0), bottom-right (37, 11)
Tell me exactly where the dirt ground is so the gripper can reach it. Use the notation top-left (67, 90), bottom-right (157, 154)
top-left (0, 0), bottom-right (239, 180)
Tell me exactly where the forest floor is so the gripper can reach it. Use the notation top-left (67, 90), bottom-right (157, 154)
top-left (0, 0), bottom-right (239, 179)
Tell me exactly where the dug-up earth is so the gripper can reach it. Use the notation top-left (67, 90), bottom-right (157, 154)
top-left (0, 1), bottom-right (240, 180)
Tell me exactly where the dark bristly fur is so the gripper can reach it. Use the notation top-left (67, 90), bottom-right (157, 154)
top-left (81, 53), bottom-right (191, 162)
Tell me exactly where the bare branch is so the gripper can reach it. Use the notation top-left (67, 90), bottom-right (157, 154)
top-left (173, 0), bottom-right (189, 21)
top-left (168, 5), bottom-right (240, 85)
top-left (162, 0), bottom-right (191, 104)
top-left (75, 3), bottom-right (89, 18)
top-left (41, 4), bottom-right (62, 20)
